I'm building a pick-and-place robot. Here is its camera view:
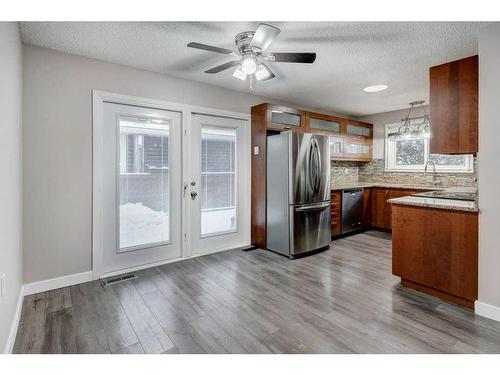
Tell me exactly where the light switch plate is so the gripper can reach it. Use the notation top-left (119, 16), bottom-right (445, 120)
top-left (253, 146), bottom-right (259, 155)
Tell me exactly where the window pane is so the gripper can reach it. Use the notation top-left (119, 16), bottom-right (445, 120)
top-left (119, 118), bottom-right (169, 250)
top-left (395, 139), bottom-right (425, 165)
top-left (201, 126), bottom-right (236, 236)
top-left (429, 154), bottom-right (465, 166)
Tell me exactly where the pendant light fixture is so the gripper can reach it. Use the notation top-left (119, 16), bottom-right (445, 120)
top-left (388, 100), bottom-right (431, 141)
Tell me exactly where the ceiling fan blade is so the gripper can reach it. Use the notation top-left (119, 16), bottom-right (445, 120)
top-left (258, 63), bottom-right (275, 81)
top-left (249, 23), bottom-right (281, 51)
top-left (204, 60), bottom-right (240, 74)
top-left (187, 42), bottom-right (235, 55)
top-left (272, 52), bottom-right (316, 63)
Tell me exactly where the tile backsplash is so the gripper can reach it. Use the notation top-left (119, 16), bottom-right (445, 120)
top-left (331, 158), bottom-right (478, 188)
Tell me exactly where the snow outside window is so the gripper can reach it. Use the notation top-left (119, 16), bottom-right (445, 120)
top-left (119, 117), bottom-right (170, 251)
top-left (384, 123), bottom-right (473, 173)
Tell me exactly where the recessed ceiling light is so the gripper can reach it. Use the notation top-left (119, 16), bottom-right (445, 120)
top-left (364, 85), bottom-right (388, 93)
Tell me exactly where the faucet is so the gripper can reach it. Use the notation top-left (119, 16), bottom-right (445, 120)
top-left (424, 160), bottom-right (438, 186)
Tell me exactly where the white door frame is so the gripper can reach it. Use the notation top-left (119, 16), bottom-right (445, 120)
top-left (92, 90), bottom-right (250, 280)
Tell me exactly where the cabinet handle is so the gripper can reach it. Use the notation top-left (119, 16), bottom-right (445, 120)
top-left (284, 126), bottom-right (291, 130)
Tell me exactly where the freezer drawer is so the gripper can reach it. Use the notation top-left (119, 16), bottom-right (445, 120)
top-left (342, 188), bottom-right (364, 234)
top-left (290, 202), bottom-right (331, 256)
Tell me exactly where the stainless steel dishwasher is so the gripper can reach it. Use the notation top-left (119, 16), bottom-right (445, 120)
top-left (342, 188), bottom-right (364, 234)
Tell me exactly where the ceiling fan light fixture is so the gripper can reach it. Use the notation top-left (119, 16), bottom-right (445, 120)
top-left (364, 84), bottom-right (388, 93)
top-left (241, 56), bottom-right (257, 75)
top-left (232, 67), bottom-right (246, 81)
top-left (255, 64), bottom-right (271, 81)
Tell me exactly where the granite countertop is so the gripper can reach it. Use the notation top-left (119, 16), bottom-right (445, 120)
top-left (330, 181), bottom-right (478, 213)
top-left (388, 195), bottom-right (478, 213)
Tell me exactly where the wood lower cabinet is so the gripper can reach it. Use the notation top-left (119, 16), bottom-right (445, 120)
top-left (371, 188), bottom-right (390, 229)
top-left (392, 204), bottom-right (478, 309)
top-left (362, 188), bottom-right (372, 226)
top-left (371, 188), bottom-right (421, 230)
top-left (331, 190), bottom-right (342, 236)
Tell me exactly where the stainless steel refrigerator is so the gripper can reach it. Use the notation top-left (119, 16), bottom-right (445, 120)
top-left (266, 132), bottom-right (331, 258)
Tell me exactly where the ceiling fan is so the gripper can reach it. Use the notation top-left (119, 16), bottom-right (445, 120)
top-left (187, 23), bottom-right (316, 90)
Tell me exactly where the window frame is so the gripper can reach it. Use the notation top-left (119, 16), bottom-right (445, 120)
top-left (384, 122), bottom-right (474, 173)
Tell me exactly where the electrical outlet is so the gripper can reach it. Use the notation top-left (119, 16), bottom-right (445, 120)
top-left (0, 273), bottom-right (4, 301)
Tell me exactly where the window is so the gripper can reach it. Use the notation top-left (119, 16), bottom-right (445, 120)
top-left (385, 123), bottom-right (473, 173)
top-left (119, 117), bottom-right (170, 251)
top-left (200, 126), bottom-right (237, 236)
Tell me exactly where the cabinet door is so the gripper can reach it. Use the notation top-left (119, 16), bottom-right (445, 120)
top-left (306, 113), bottom-right (342, 135)
top-left (371, 188), bottom-right (390, 229)
top-left (344, 121), bottom-right (372, 139)
top-left (267, 105), bottom-right (304, 131)
top-left (329, 136), bottom-right (344, 159)
top-left (331, 190), bottom-right (342, 236)
top-left (429, 55), bottom-right (478, 154)
top-left (362, 188), bottom-right (372, 226)
top-left (343, 137), bottom-right (372, 160)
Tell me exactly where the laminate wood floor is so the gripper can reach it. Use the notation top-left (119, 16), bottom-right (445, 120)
top-left (13, 231), bottom-right (500, 354)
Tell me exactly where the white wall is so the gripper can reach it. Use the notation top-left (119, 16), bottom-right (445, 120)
top-left (22, 45), bottom-right (316, 284)
top-left (0, 22), bottom-right (23, 353)
top-left (477, 23), bottom-right (500, 320)
top-left (359, 106), bottom-right (429, 159)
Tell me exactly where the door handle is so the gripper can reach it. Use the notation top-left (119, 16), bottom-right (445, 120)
top-left (191, 191), bottom-right (198, 200)
top-left (296, 203), bottom-right (329, 212)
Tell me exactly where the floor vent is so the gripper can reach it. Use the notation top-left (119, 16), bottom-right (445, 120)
top-left (102, 274), bottom-right (138, 287)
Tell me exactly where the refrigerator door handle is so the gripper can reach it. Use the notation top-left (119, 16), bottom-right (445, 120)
top-left (295, 202), bottom-right (330, 212)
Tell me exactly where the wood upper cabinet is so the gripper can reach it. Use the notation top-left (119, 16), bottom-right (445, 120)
top-left (344, 120), bottom-right (372, 140)
top-left (429, 55), bottom-right (478, 154)
top-left (305, 112), bottom-right (343, 135)
top-left (266, 104), bottom-right (305, 132)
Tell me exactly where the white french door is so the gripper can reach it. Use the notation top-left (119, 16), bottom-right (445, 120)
top-left (102, 102), bottom-right (182, 275)
top-left (188, 114), bottom-right (250, 256)
top-left (97, 97), bottom-right (249, 278)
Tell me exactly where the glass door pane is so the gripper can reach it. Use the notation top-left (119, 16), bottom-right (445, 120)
top-left (200, 126), bottom-right (237, 236)
top-left (119, 117), bottom-right (170, 251)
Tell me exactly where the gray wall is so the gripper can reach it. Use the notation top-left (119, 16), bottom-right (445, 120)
top-left (478, 23), bottom-right (500, 313)
top-left (22, 45), bottom-right (313, 283)
top-left (0, 23), bottom-right (23, 352)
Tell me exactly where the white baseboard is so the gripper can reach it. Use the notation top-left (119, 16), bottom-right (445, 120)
top-left (23, 271), bottom-right (93, 296)
top-left (475, 300), bottom-right (500, 322)
top-left (4, 285), bottom-right (24, 354)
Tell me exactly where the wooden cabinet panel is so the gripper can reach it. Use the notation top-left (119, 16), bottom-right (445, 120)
top-left (371, 188), bottom-right (419, 230)
top-left (267, 105), bottom-right (305, 132)
top-left (305, 112), bottom-right (343, 135)
top-left (343, 120), bottom-right (372, 139)
top-left (251, 104), bottom-right (268, 249)
top-left (430, 55), bottom-right (478, 154)
top-left (342, 136), bottom-right (372, 161)
top-left (371, 188), bottom-right (390, 229)
top-left (362, 188), bottom-right (372, 226)
top-left (392, 204), bottom-right (478, 308)
top-left (331, 190), bottom-right (342, 236)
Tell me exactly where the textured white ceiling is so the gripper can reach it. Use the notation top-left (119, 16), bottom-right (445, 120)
top-left (19, 22), bottom-right (484, 116)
